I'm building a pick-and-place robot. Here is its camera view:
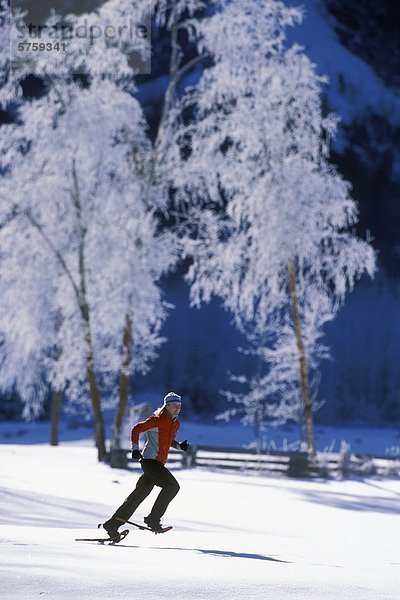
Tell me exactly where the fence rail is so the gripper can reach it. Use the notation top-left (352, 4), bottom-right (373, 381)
top-left (108, 445), bottom-right (400, 478)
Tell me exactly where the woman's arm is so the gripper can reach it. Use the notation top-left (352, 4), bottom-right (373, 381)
top-left (131, 415), bottom-right (159, 447)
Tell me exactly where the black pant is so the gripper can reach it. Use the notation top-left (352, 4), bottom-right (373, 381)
top-left (111, 459), bottom-right (180, 524)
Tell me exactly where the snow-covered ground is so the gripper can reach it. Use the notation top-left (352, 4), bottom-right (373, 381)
top-left (1, 424), bottom-right (399, 600)
top-left (1, 419), bottom-right (399, 456)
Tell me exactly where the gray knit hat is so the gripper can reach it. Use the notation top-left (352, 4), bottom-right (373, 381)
top-left (163, 391), bottom-right (182, 405)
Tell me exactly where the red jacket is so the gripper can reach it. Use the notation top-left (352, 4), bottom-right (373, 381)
top-left (131, 411), bottom-right (180, 464)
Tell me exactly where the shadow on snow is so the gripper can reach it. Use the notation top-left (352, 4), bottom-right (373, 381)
top-left (114, 544), bottom-right (290, 562)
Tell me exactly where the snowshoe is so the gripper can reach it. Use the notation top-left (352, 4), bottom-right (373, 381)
top-left (100, 519), bottom-right (120, 540)
top-left (144, 516), bottom-right (166, 533)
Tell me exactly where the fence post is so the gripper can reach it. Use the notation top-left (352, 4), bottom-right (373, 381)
top-left (287, 451), bottom-right (313, 477)
top-left (182, 445), bottom-right (196, 468)
top-left (109, 447), bottom-right (128, 469)
top-left (338, 441), bottom-right (351, 478)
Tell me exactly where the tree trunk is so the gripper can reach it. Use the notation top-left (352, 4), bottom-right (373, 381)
top-left (254, 412), bottom-right (261, 454)
top-left (287, 259), bottom-right (316, 455)
top-left (81, 304), bottom-right (107, 461)
top-left (253, 374), bottom-right (262, 454)
top-left (112, 312), bottom-right (132, 450)
top-left (87, 364), bottom-right (107, 461)
top-left (72, 159), bottom-right (106, 462)
top-left (50, 389), bottom-right (62, 446)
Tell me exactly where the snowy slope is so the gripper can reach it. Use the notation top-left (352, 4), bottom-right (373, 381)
top-left (286, 0), bottom-right (400, 142)
top-left (1, 440), bottom-right (399, 600)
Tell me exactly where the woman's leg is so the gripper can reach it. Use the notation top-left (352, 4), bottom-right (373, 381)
top-left (141, 459), bottom-right (180, 521)
top-left (110, 471), bottom-right (155, 524)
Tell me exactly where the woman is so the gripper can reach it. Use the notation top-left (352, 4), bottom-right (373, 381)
top-left (101, 392), bottom-right (189, 537)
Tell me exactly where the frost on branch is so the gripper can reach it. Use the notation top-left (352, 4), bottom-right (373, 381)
top-left (0, 60), bottom-right (177, 425)
top-left (178, 0), bottom-right (376, 433)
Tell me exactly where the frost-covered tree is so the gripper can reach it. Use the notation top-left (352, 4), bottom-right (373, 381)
top-left (0, 217), bottom-right (59, 420)
top-left (0, 0), bottom-right (19, 106)
top-left (139, 0), bottom-right (208, 200)
top-left (102, 0), bottom-right (208, 445)
top-left (0, 0), bottom-right (213, 451)
top-left (0, 0), bottom-right (182, 456)
top-left (0, 78), bottom-right (178, 458)
top-left (174, 0), bottom-right (376, 452)
top-left (221, 284), bottom-right (334, 450)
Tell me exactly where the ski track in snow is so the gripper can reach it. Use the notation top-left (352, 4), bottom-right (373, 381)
top-left (0, 442), bottom-right (399, 600)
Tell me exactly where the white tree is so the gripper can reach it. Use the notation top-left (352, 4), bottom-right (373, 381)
top-left (221, 284), bottom-right (334, 450)
top-left (0, 0), bottom-right (22, 106)
top-left (170, 0), bottom-right (376, 452)
top-left (1, 0), bottom-right (214, 453)
top-left (0, 73), bottom-right (175, 460)
top-left (0, 216), bottom-right (60, 421)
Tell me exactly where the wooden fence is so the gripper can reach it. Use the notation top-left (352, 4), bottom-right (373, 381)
top-left (109, 445), bottom-right (400, 478)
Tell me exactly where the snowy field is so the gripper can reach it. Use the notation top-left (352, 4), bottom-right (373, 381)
top-left (1, 424), bottom-right (399, 600)
top-left (1, 419), bottom-right (400, 456)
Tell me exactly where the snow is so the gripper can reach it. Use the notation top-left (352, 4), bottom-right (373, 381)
top-left (1, 425), bottom-right (399, 599)
top-left (285, 0), bottom-right (400, 148)
top-left (1, 419), bottom-right (399, 456)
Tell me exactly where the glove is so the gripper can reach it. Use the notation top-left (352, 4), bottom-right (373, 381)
top-left (179, 440), bottom-right (189, 452)
top-left (131, 449), bottom-right (143, 461)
